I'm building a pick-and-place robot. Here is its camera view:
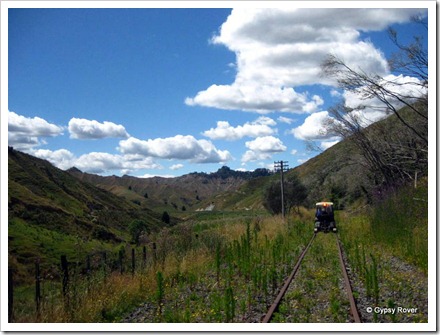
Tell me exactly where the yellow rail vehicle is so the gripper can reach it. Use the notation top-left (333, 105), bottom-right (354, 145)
top-left (314, 202), bottom-right (337, 233)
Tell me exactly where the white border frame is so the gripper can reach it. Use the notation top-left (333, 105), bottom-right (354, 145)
top-left (1, 1), bottom-right (436, 332)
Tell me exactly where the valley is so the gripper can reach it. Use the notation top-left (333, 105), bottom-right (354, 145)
top-left (7, 107), bottom-right (429, 325)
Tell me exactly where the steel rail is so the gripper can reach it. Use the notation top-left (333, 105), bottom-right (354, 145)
top-left (336, 236), bottom-right (362, 323)
top-left (261, 233), bottom-right (316, 323)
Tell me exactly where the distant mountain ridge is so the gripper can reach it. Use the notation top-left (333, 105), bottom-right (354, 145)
top-left (67, 165), bottom-right (273, 213)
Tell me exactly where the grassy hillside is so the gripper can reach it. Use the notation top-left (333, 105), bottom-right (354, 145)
top-left (214, 139), bottom-right (366, 213)
top-left (64, 138), bottom-right (371, 214)
top-left (67, 166), bottom-right (272, 215)
top-left (8, 148), bottom-right (171, 283)
top-left (291, 138), bottom-right (367, 208)
top-left (220, 105), bottom-right (426, 212)
top-left (213, 175), bottom-right (278, 211)
top-left (8, 103), bottom-right (427, 283)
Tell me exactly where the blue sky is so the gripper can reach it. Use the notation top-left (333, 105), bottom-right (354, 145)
top-left (6, 4), bottom-right (429, 177)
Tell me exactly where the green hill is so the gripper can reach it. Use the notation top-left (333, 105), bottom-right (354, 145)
top-left (8, 148), bottom-right (169, 283)
top-left (220, 105), bottom-right (427, 212)
top-left (292, 138), bottom-right (367, 208)
top-left (62, 106), bottom-right (424, 214)
top-left (209, 137), bottom-right (367, 212)
top-left (8, 103), bottom-right (427, 282)
top-left (67, 165), bottom-right (272, 214)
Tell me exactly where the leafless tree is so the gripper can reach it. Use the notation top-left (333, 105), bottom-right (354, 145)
top-left (321, 19), bottom-right (428, 145)
top-left (325, 102), bottom-right (427, 188)
top-left (320, 20), bottom-right (428, 190)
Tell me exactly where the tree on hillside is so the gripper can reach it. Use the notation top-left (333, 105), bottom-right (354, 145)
top-left (161, 211), bottom-right (170, 225)
top-left (320, 18), bottom-right (428, 190)
top-left (129, 219), bottom-right (149, 245)
top-left (324, 102), bottom-right (427, 189)
top-left (264, 174), bottom-right (308, 215)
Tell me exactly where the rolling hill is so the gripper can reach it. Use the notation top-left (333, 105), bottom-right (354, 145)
top-left (216, 104), bottom-right (427, 212)
top-left (8, 148), bottom-right (172, 282)
top-left (64, 137), bottom-right (366, 214)
top-left (213, 139), bottom-right (366, 212)
top-left (66, 166), bottom-right (272, 214)
top-left (8, 102), bottom-right (427, 282)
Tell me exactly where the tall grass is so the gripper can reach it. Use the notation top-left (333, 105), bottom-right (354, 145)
top-left (12, 212), bottom-right (315, 323)
top-left (337, 180), bottom-right (428, 322)
top-left (369, 180), bottom-right (428, 271)
top-left (339, 178), bottom-right (427, 273)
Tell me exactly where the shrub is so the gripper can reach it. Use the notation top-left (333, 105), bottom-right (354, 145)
top-left (263, 173), bottom-right (308, 215)
top-left (161, 211), bottom-right (170, 225)
top-left (128, 220), bottom-right (148, 245)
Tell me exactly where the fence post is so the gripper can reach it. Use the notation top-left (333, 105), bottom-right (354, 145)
top-left (102, 252), bottom-right (107, 282)
top-left (132, 248), bottom-right (135, 277)
top-left (143, 246), bottom-right (147, 268)
top-left (86, 255), bottom-right (91, 275)
top-left (152, 242), bottom-right (157, 264)
top-left (119, 249), bottom-right (124, 275)
top-left (8, 268), bottom-right (13, 323)
top-left (85, 255), bottom-right (91, 291)
top-left (35, 260), bottom-right (41, 318)
top-left (61, 255), bottom-right (69, 309)
top-left (102, 251), bottom-right (107, 271)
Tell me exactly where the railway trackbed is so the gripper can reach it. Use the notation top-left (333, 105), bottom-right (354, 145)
top-left (262, 233), bottom-right (361, 323)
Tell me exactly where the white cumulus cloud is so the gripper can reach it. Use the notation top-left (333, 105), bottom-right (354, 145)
top-left (290, 72), bottom-right (428, 152)
top-left (242, 136), bottom-right (286, 163)
top-left (31, 149), bottom-right (160, 175)
top-left (170, 164), bottom-right (184, 170)
top-left (74, 152), bottom-right (129, 174)
top-left (186, 8), bottom-right (424, 114)
top-left (118, 135), bottom-right (232, 164)
top-left (31, 149), bottom-right (75, 170)
top-left (68, 118), bottom-right (129, 139)
top-left (202, 116), bottom-right (276, 141)
top-left (290, 111), bottom-right (335, 141)
top-left (343, 74), bottom-right (428, 127)
top-left (8, 111), bottom-right (64, 150)
top-left (186, 83), bottom-right (324, 114)
top-left (245, 136), bottom-right (287, 152)
top-left (290, 111), bottom-right (342, 150)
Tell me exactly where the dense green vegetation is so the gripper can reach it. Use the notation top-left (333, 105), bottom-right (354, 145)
top-left (356, 178), bottom-right (427, 272)
top-left (263, 173), bottom-right (308, 215)
top-left (336, 190), bottom-right (428, 323)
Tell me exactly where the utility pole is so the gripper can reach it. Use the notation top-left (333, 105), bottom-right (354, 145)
top-left (274, 161), bottom-right (289, 218)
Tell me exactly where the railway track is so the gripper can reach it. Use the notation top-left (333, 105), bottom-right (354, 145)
top-left (262, 233), bottom-right (361, 323)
